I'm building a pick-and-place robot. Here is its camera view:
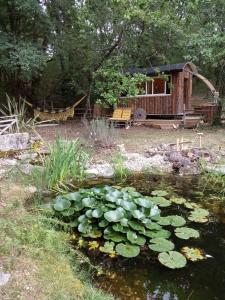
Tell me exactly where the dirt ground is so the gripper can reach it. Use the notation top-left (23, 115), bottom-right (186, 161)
top-left (36, 120), bottom-right (225, 153)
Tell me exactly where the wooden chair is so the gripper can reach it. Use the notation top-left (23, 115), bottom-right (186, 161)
top-left (109, 108), bottom-right (132, 127)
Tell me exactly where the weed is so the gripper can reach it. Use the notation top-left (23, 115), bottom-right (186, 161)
top-left (83, 118), bottom-right (117, 148)
top-left (111, 153), bottom-right (129, 182)
top-left (29, 137), bottom-right (89, 191)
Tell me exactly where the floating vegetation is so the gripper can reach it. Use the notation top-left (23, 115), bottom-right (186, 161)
top-left (184, 202), bottom-right (201, 210)
top-left (188, 208), bottom-right (209, 223)
top-left (170, 196), bottom-right (186, 205)
top-left (158, 251), bottom-right (187, 269)
top-left (51, 185), bottom-right (209, 268)
top-left (181, 247), bottom-right (206, 261)
top-left (175, 227), bottom-right (200, 240)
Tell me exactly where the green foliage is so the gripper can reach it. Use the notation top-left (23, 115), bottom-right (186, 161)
top-left (111, 153), bottom-right (129, 182)
top-left (51, 185), bottom-right (208, 268)
top-left (188, 208), bottom-right (209, 223)
top-left (33, 137), bottom-right (89, 190)
top-left (94, 62), bottom-right (150, 107)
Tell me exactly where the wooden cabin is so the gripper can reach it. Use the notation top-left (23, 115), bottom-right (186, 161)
top-left (93, 62), bottom-right (219, 124)
top-left (123, 62), bottom-right (196, 116)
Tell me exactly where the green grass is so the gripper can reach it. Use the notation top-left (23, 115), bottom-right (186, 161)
top-left (0, 190), bottom-right (115, 300)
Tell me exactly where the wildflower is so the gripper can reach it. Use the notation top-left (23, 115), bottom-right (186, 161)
top-left (78, 238), bottom-right (84, 247)
top-left (88, 241), bottom-right (99, 250)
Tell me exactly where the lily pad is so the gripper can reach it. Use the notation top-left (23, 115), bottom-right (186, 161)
top-left (120, 218), bottom-right (129, 227)
top-left (104, 227), bottom-right (125, 242)
top-left (132, 210), bottom-right (145, 220)
top-left (188, 208), bottom-right (209, 223)
top-left (151, 190), bottom-right (168, 197)
top-left (83, 228), bottom-right (102, 238)
top-left (158, 251), bottom-right (187, 269)
top-left (128, 220), bottom-right (145, 233)
top-left (115, 243), bottom-right (140, 258)
top-left (82, 197), bottom-right (96, 208)
top-left (144, 220), bottom-right (162, 230)
top-left (92, 208), bottom-right (103, 218)
top-left (151, 196), bottom-right (171, 207)
top-left (175, 227), bottom-right (200, 240)
top-left (157, 215), bottom-right (186, 227)
top-left (149, 238), bottom-right (175, 252)
top-left (184, 202), bottom-right (201, 210)
top-left (61, 207), bottom-right (75, 216)
top-left (149, 229), bottom-right (171, 239)
top-left (65, 192), bottom-right (82, 201)
top-left (112, 223), bottom-right (127, 233)
top-left (127, 231), bottom-right (146, 246)
top-left (99, 220), bottom-right (109, 227)
top-left (134, 197), bottom-right (153, 208)
top-left (121, 200), bottom-right (137, 211)
top-left (104, 208), bottom-right (125, 222)
top-left (54, 197), bottom-right (71, 211)
top-left (170, 197), bottom-right (186, 205)
top-left (181, 247), bottom-right (206, 261)
top-left (99, 241), bottom-right (115, 254)
top-left (78, 222), bottom-right (92, 234)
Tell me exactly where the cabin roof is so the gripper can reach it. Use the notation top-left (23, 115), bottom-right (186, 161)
top-left (127, 62), bottom-right (197, 76)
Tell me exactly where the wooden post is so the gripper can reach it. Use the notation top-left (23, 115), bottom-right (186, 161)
top-left (197, 133), bottom-right (203, 148)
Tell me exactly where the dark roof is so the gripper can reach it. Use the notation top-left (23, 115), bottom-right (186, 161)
top-left (126, 62), bottom-right (197, 76)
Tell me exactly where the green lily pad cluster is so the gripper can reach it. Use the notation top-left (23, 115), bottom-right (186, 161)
top-left (51, 185), bottom-right (208, 269)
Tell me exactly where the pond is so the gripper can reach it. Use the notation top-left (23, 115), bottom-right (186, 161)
top-left (87, 174), bottom-right (225, 300)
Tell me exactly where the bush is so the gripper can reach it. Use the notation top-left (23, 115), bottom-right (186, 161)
top-left (83, 118), bottom-right (117, 148)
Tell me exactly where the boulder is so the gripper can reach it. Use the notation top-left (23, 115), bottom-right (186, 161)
top-left (0, 133), bottom-right (29, 151)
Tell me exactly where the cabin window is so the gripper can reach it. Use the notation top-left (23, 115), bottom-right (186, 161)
top-left (137, 76), bottom-right (171, 96)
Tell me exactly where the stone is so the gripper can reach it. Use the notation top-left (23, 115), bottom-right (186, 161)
top-left (0, 158), bottom-right (17, 167)
top-left (205, 165), bottom-right (225, 175)
top-left (0, 272), bottom-right (10, 286)
top-left (86, 163), bottom-right (114, 178)
top-left (0, 133), bottom-right (29, 151)
top-left (17, 152), bottom-right (38, 161)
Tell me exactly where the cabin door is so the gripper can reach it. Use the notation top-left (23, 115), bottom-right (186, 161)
top-left (183, 78), bottom-right (189, 111)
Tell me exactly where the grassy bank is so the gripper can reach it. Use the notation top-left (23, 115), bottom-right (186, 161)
top-left (0, 179), bottom-right (114, 300)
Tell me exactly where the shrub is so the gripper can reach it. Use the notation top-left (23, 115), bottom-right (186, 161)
top-left (83, 118), bottom-right (117, 148)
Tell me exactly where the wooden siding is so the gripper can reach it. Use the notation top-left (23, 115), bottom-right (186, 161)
top-left (126, 95), bottom-right (173, 115)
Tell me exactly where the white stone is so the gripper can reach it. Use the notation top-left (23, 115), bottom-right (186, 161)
top-left (0, 133), bottom-right (29, 151)
top-left (0, 272), bottom-right (10, 286)
top-left (86, 163), bottom-right (114, 178)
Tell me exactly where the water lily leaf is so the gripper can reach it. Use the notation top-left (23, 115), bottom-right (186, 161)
top-left (181, 247), bottom-right (206, 261)
top-left (170, 196), bottom-right (186, 205)
top-left (151, 190), bottom-right (168, 197)
top-left (116, 243), bottom-right (140, 258)
top-left (158, 251), bottom-right (187, 269)
top-left (54, 197), bottom-right (71, 211)
top-left (144, 220), bottom-right (162, 230)
top-left (73, 201), bottom-right (85, 211)
top-left (105, 203), bottom-right (117, 209)
top-left (99, 241), bottom-right (115, 254)
top-left (132, 210), bottom-right (145, 220)
top-left (78, 222), bottom-right (92, 234)
top-left (112, 223), bottom-right (127, 233)
top-left (128, 220), bottom-right (145, 233)
top-left (120, 218), bottom-right (129, 227)
top-left (105, 190), bottom-right (122, 202)
top-left (129, 191), bottom-right (142, 198)
top-left (149, 238), bottom-right (175, 252)
top-left (99, 219), bottom-right (109, 227)
top-left (151, 196), bottom-right (171, 207)
top-left (104, 208), bottom-right (125, 222)
top-left (188, 208), bottom-right (209, 223)
top-left (120, 199), bottom-right (137, 211)
top-left (175, 227), bottom-right (200, 240)
top-left (65, 192), bottom-right (82, 201)
top-left (61, 207), bottom-right (75, 216)
top-left (184, 202), bottom-right (201, 210)
top-left (78, 214), bottom-right (87, 223)
top-left (134, 198), bottom-right (153, 208)
top-left (127, 231), bottom-right (146, 246)
top-left (85, 209), bottom-right (93, 218)
top-left (149, 229), bottom-right (171, 239)
top-left (92, 208), bottom-right (103, 218)
top-left (157, 215), bottom-right (186, 227)
top-left (104, 227), bottom-right (125, 242)
top-left (82, 197), bottom-right (96, 208)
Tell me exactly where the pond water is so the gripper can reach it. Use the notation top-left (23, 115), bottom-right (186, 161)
top-left (87, 174), bottom-right (225, 300)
